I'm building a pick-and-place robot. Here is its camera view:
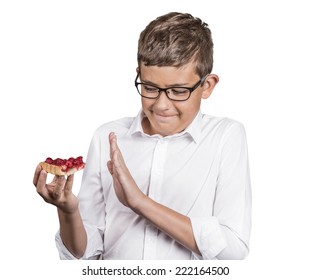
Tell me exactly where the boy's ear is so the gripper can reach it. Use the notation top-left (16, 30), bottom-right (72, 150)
top-left (201, 74), bottom-right (219, 99)
top-left (136, 67), bottom-right (139, 74)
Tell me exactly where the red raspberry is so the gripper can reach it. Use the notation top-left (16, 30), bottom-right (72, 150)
top-left (45, 157), bottom-right (53, 164)
top-left (54, 158), bottom-right (65, 166)
top-left (73, 156), bottom-right (83, 165)
top-left (65, 160), bottom-right (73, 168)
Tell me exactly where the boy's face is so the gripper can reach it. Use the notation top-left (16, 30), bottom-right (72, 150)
top-left (139, 62), bottom-right (218, 136)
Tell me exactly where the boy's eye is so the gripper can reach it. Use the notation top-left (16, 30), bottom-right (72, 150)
top-left (143, 85), bottom-right (158, 92)
top-left (170, 88), bottom-right (189, 95)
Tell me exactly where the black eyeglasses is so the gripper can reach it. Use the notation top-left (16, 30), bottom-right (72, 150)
top-left (135, 73), bottom-right (208, 101)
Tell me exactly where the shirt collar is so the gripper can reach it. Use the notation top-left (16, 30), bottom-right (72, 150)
top-left (126, 109), bottom-right (145, 136)
top-left (182, 110), bottom-right (202, 143)
top-left (127, 109), bottom-right (203, 144)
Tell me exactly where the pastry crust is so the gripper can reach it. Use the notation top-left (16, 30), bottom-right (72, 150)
top-left (39, 162), bottom-right (84, 176)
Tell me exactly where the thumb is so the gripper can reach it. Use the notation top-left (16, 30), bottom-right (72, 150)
top-left (107, 160), bottom-right (113, 175)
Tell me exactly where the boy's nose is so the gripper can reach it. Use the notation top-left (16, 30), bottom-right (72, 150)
top-left (154, 91), bottom-right (172, 110)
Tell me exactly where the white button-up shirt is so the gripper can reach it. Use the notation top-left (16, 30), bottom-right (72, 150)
top-left (55, 110), bottom-right (251, 260)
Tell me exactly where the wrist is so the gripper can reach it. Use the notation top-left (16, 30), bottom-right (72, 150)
top-left (130, 193), bottom-right (150, 215)
top-left (57, 206), bottom-right (80, 222)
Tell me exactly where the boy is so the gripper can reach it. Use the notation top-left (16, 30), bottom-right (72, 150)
top-left (33, 12), bottom-right (251, 260)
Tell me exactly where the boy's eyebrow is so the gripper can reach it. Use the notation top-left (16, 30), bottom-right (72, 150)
top-left (140, 79), bottom-right (190, 87)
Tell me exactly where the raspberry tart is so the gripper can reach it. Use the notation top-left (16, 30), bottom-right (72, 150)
top-left (40, 156), bottom-right (85, 176)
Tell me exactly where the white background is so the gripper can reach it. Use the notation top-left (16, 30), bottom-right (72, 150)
top-left (1, 0), bottom-right (310, 279)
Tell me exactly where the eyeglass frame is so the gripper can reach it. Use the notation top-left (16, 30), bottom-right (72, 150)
top-left (134, 72), bottom-right (208, 102)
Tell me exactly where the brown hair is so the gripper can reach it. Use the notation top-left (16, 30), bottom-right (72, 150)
top-left (137, 12), bottom-right (214, 77)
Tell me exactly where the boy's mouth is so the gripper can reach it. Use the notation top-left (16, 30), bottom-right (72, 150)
top-left (152, 111), bottom-right (178, 122)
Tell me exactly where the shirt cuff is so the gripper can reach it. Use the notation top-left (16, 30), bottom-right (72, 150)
top-left (190, 216), bottom-right (227, 260)
top-left (55, 224), bottom-right (104, 260)
top-left (55, 231), bottom-right (78, 260)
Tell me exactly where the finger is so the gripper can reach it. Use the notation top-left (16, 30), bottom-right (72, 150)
top-left (36, 169), bottom-right (48, 197)
top-left (108, 133), bottom-right (128, 176)
top-left (53, 175), bottom-right (66, 199)
top-left (64, 174), bottom-right (74, 193)
top-left (109, 132), bottom-right (118, 157)
top-left (112, 149), bottom-right (122, 169)
top-left (109, 131), bottom-right (115, 143)
top-left (110, 135), bottom-right (125, 164)
top-left (109, 132), bottom-right (113, 158)
top-left (33, 165), bottom-right (42, 186)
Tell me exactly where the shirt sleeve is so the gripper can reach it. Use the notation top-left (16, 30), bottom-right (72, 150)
top-left (55, 224), bottom-right (104, 260)
top-left (190, 121), bottom-right (252, 260)
top-left (54, 131), bottom-right (106, 260)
